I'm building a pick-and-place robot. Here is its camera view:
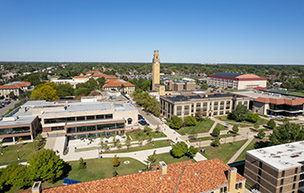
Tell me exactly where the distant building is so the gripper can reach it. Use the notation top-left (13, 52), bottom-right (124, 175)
top-left (160, 92), bottom-right (250, 119)
top-left (2, 72), bottom-right (18, 81)
top-left (168, 79), bottom-right (196, 91)
top-left (103, 79), bottom-right (135, 94)
top-left (244, 141), bottom-right (304, 193)
top-left (92, 73), bottom-right (118, 80)
top-left (40, 159), bottom-right (246, 193)
top-left (0, 81), bottom-right (31, 98)
top-left (207, 72), bottom-right (267, 90)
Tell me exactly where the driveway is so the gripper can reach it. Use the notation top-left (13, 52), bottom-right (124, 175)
top-left (0, 99), bottom-right (18, 116)
top-left (135, 104), bottom-right (162, 126)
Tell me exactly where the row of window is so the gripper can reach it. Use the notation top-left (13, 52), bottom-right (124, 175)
top-left (44, 114), bottom-right (113, 124)
top-left (0, 127), bottom-right (31, 135)
top-left (67, 122), bottom-right (124, 133)
top-left (68, 130), bottom-right (124, 140)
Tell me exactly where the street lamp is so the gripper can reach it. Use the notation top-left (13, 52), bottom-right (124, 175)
top-left (17, 149), bottom-right (20, 160)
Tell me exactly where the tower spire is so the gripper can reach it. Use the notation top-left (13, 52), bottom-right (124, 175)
top-left (152, 50), bottom-right (160, 90)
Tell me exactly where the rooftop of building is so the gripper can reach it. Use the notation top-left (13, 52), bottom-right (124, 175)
top-left (247, 141), bottom-right (304, 171)
top-left (232, 90), bottom-right (298, 100)
top-left (208, 72), bottom-right (265, 80)
top-left (0, 115), bottom-right (37, 127)
top-left (162, 92), bottom-right (244, 102)
top-left (73, 76), bottom-right (89, 79)
top-left (41, 159), bottom-right (245, 193)
top-left (15, 100), bottom-right (137, 117)
top-left (104, 79), bottom-right (135, 88)
top-left (0, 81), bottom-right (31, 89)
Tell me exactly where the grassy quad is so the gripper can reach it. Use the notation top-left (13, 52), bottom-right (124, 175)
top-left (177, 119), bottom-right (214, 135)
top-left (214, 123), bottom-right (228, 131)
top-left (0, 143), bottom-right (38, 165)
top-left (103, 140), bottom-right (172, 153)
top-left (202, 139), bottom-right (247, 163)
top-left (216, 116), bottom-right (268, 128)
top-left (156, 152), bottom-right (194, 164)
top-left (128, 130), bottom-right (167, 141)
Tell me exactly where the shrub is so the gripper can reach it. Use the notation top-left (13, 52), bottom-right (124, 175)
top-left (78, 157), bottom-right (86, 169)
top-left (212, 127), bottom-right (220, 137)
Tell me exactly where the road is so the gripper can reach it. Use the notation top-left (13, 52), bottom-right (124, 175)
top-left (0, 99), bottom-right (18, 117)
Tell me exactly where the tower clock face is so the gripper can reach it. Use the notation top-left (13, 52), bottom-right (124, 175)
top-left (155, 62), bottom-right (159, 64)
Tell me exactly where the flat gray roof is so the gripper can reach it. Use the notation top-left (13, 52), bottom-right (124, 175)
top-left (0, 115), bottom-right (37, 127)
top-left (232, 91), bottom-right (297, 100)
top-left (15, 100), bottom-right (137, 116)
top-left (247, 141), bottom-right (304, 171)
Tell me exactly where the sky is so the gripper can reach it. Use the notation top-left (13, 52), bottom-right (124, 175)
top-left (0, 0), bottom-right (303, 64)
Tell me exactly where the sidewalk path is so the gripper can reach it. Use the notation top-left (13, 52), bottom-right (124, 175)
top-left (227, 137), bottom-right (254, 164)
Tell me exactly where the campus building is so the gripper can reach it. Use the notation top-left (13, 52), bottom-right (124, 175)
top-left (14, 100), bottom-right (138, 140)
top-left (207, 72), bottom-right (267, 90)
top-left (233, 89), bottom-right (304, 117)
top-left (160, 92), bottom-right (250, 119)
top-left (244, 141), bottom-right (304, 193)
top-left (39, 159), bottom-right (246, 193)
top-left (0, 115), bottom-right (40, 143)
top-left (103, 79), bottom-right (135, 94)
top-left (0, 81), bottom-right (31, 98)
top-left (168, 79), bottom-right (196, 91)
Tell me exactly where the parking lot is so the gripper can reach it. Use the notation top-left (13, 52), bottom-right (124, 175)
top-left (0, 99), bottom-right (18, 116)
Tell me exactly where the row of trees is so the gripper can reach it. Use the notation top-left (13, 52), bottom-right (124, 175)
top-left (30, 77), bottom-right (107, 101)
top-left (169, 115), bottom-right (198, 129)
top-left (133, 92), bottom-right (160, 116)
top-left (0, 149), bottom-right (65, 191)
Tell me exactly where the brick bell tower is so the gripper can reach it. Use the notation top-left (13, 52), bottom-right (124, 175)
top-left (152, 50), bottom-right (160, 90)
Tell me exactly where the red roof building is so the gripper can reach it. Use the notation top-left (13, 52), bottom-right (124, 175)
top-left (0, 81), bottom-right (31, 98)
top-left (207, 72), bottom-right (267, 90)
top-left (103, 79), bottom-right (135, 94)
top-left (40, 159), bottom-right (246, 193)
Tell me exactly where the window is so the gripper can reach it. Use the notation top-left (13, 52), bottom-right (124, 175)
top-left (280, 187), bottom-right (283, 193)
top-left (86, 116), bottom-right (95, 120)
top-left (257, 176), bottom-right (261, 183)
top-left (295, 168), bottom-right (298, 174)
top-left (235, 183), bottom-right (238, 189)
top-left (294, 175), bottom-right (297, 181)
top-left (196, 103), bottom-right (201, 108)
top-left (259, 161), bottom-right (263, 168)
top-left (127, 118), bottom-right (132, 125)
top-left (239, 183), bottom-right (242, 189)
top-left (282, 171), bottom-right (285, 177)
top-left (258, 169), bottom-right (262, 176)
top-left (293, 183), bottom-right (296, 189)
top-left (280, 179), bottom-right (284, 185)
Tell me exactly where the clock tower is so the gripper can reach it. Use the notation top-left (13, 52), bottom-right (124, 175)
top-left (152, 50), bottom-right (160, 90)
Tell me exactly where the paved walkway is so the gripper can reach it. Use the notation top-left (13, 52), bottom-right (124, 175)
top-left (227, 137), bottom-right (254, 164)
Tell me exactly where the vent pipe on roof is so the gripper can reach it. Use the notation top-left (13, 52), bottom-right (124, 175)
top-left (32, 181), bottom-right (42, 193)
top-left (159, 161), bottom-right (167, 175)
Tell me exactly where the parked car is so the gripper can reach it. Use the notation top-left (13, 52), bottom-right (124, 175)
top-left (138, 114), bottom-right (144, 120)
top-left (139, 120), bottom-right (149, 126)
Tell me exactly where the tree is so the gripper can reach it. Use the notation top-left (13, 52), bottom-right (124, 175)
top-left (170, 116), bottom-right (183, 129)
top-left (147, 132), bottom-right (153, 143)
top-left (184, 116), bottom-right (197, 126)
top-left (125, 134), bottom-right (131, 150)
top-left (200, 84), bottom-right (209, 90)
top-left (195, 108), bottom-right (205, 121)
top-left (258, 130), bottom-right (265, 139)
top-left (144, 150), bottom-right (157, 170)
top-left (269, 123), bottom-right (304, 145)
top-left (119, 84), bottom-right (126, 93)
top-left (188, 146), bottom-right (198, 157)
top-left (30, 84), bottom-right (59, 101)
top-left (96, 77), bottom-right (106, 88)
top-left (103, 144), bottom-right (109, 152)
top-left (9, 92), bottom-right (15, 99)
top-left (18, 137), bottom-right (23, 144)
top-left (56, 84), bottom-right (74, 98)
top-left (267, 119), bottom-right (276, 129)
top-left (33, 134), bottom-right (44, 151)
top-left (212, 138), bottom-right (220, 147)
top-left (75, 87), bottom-right (90, 96)
top-left (254, 122), bottom-right (260, 130)
top-left (1, 163), bottom-right (32, 190)
top-left (116, 141), bottom-right (122, 149)
top-left (78, 157), bottom-right (86, 169)
top-left (212, 127), bottom-right (220, 137)
top-left (232, 125), bottom-right (239, 133)
top-left (247, 113), bottom-right (260, 123)
top-left (228, 105), bottom-right (250, 122)
top-left (171, 142), bottom-right (188, 158)
top-left (112, 155), bottom-right (120, 167)
top-left (28, 149), bottom-right (65, 183)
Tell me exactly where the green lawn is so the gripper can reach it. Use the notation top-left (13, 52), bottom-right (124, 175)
top-left (156, 152), bottom-right (193, 164)
top-left (235, 139), bottom-right (257, 162)
top-left (177, 119), bottom-right (214, 135)
top-left (104, 140), bottom-right (171, 153)
top-left (216, 116), bottom-right (268, 128)
top-left (0, 143), bottom-right (38, 165)
top-left (202, 139), bottom-right (247, 163)
top-left (7, 157), bottom-right (145, 193)
top-left (128, 131), bottom-right (166, 141)
top-left (215, 123), bottom-right (228, 131)
top-left (286, 91), bottom-right (304, 97)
